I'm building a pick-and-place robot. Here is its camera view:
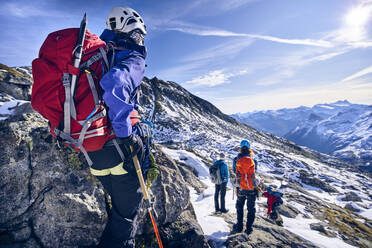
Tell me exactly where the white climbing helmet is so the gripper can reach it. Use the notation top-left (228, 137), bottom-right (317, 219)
top-left (106, 6), bottom-right (147, 35)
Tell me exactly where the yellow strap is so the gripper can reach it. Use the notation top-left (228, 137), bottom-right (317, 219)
top-left (90, 162), bottom-right (128, 176)
top-left (90, 167), bottom-right (111, 176)
top-left (110, 162), bottom-right (128, 175)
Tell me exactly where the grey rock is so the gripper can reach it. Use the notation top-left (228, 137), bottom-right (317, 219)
top-left (309, 222), bottom-right (326, 233)
top-left (298, 170), bottom-right (338, 193)
top-left (278, 204), bottom-right (300, 218)
top-left (225, 216), bottom-right (317, 248)
top-left (344, 203), bottom-right (360, 212)
top-left (0, 66), bottom-right (32, 100)
top-left (178, 161), bottom-right (208, 194)
top-left (0, 113), bottom-right (107, 247)
top-left (341, 192), bottom-right (362, 202)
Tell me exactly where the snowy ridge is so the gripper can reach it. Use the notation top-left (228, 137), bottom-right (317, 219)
top-left (232, 100), bottom-right (372, 167)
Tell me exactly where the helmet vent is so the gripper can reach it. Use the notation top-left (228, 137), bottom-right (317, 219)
top-left (139, 18), bottom-right (143, 23)
top-left (127, 19), bottom-right (137, 25)
top-left (123, 10), bottom-right (128, 15)
top-left (109, 17), bottom-right (116, 29)
top-left (133, 12), bottom-right (140, 17)
top-left (120, 17), bottom-right (124, 23)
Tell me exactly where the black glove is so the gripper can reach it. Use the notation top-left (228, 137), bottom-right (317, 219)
top-left (121, 134), bottom-right (144, 159)
top-left (118, 134), bottom-right (144, 176)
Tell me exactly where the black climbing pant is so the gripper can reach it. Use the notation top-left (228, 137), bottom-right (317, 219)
top-left (214, 182), bottom-right (227, 211)
top-left (270, 201), bottom-right (282, 220)
top-left (88, 143), bottom-right (143, 248)
top-left (236, 189), bottom-right (257, 231)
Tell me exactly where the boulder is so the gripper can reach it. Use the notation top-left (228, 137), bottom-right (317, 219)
top-left (298, 170), bottom-right (338, 193)
top-left (341, 192), bottom-right (362, 202)
top-left (0, 113), bottom-right (107, 247)
top-left (0, 65), bottom-right (32, 100)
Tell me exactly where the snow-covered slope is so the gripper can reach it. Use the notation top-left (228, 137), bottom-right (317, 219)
top-left (139, 77), bottom-right (372, 248)
top-left (232, 101), bottom-right (372, 167)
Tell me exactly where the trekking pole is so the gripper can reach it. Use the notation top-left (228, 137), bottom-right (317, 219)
top-left (131, 148), bottom-right (163, 248)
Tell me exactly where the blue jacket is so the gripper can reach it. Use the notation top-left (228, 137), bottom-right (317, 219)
top-left (213, 159), bottom-right (229, 184)
top-left (233, 153), bottom-right (258, 173)
top-left (99, 29), bottom-right (147, 138)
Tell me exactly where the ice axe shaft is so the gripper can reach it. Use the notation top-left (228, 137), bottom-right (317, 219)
top-left (131, 148), bottom-right (163, 248)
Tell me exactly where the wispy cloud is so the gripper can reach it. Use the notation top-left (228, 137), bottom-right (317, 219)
top-left (184, 69), bottom-right (249, 88)
top-left (1, 3), bottom-right (68, 18)
top-left (181, 37), bottom-right (254, 63)
top-left (342, 65), bottom-right (372, 82)
top-left (166, 22), bottom-right (333, 48)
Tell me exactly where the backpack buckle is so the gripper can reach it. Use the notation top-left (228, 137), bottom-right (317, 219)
top-left (62, 73), bottom-right (71, 86)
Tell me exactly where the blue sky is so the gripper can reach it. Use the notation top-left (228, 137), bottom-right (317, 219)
top-left (1, 0), bottom-right (372, 113)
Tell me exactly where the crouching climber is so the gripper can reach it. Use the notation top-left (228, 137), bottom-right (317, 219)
top-left (263, 186), bottom-right (284, 226)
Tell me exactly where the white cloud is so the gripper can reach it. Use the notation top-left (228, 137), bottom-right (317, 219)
top-left (342, 65), bottom-right (372, 82)
top-left (166, 23), bottom-right (333, 48)
top-left (181, 38), bottom-right (254, 63)
top-left (184, 70), bottom-right (231, 87)
top-left (184, 69), bottom-right (250, 88)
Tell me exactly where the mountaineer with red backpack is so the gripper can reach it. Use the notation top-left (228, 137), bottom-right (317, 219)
top-left (263, 186), bottom-right (284, 226)
top-left (31, 6), bottom-right (160, 248)
top-left (232, 140), bottom-right (259, 235)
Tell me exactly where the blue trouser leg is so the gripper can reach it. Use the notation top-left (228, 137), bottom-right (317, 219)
top-left (220, 182), bottom-right (227, 210)
top-left (214, 184), bottom-right (221, 211)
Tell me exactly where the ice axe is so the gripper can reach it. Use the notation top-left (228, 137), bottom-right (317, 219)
top-left (131, 148), bottom-right (163, 248)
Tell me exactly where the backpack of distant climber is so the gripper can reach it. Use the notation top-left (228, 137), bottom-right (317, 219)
top-left (235, 155), bottom-right (257, 190)
top-left (210, 163), bottom-right (222, 184)
top-left (31, 20), bottom-right (113, 158)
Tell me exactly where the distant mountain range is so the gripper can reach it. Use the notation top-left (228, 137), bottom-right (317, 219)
top-left (232, 100), bottom-right (372, 167)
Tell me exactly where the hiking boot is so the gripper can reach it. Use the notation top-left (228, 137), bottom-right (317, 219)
top-left (220, 209), bottom-right (229, 213)
top-left (232, 224), bottom-right (243, 233)
top-left (245, 228), bottom-right (253, 235)
top-left (276, 220), bottom-right (283, 226)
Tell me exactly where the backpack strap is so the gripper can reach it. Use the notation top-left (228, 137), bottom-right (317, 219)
top-left (85, 70), bottom-right (100, 106)
top-left (112, 138), bottom-right (125, 161)
top-left (62, 73), bottom-right (72, 134)
top-left (99, 47), bottom-right (110, 70)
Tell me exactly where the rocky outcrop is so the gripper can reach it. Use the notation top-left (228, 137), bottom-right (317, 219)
top-left (0, 65), bottom-right (32, 101)
top-left (298, 170), bottom-right (338, 193)
top-left (0, 112), bottom-right (107, 247)
top-left (225, 216), bottom-right (317, 248)
top-left (136, 148), bottom-right (210, 247)
top-left (341, 191), bottom-right (362, 202)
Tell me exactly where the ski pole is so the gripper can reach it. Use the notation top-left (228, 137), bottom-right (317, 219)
top-left (131, 148), bottom-right (163, 248)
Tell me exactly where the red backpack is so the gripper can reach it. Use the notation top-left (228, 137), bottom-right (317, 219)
top-left (236, 156), bottom-right (256, 190)
top-left (31, 22), bottom-right (114, 164)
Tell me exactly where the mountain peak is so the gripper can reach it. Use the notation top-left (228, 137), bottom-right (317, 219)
top-left (333, 99), bottom-right (351, 105)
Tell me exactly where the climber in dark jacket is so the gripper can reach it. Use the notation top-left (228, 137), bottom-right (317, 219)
top-left (86, 6), bottom-right (149, 248)
top-left (213, 153), bottom-right (229, 213)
